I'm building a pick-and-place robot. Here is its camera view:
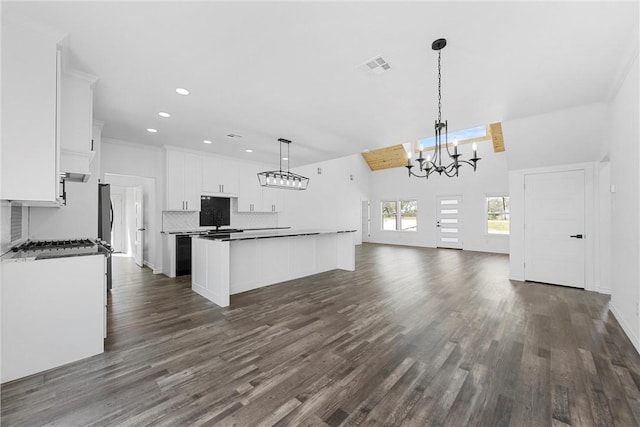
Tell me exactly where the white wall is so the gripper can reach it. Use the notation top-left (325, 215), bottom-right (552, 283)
top-left (101, 138), bottom-right (164, 273)
top-left (608, 54), bottom-right (640, 351)
top-left (280, 154), bottom-right (372, 244)
top-left (368, 140), bottom-right (510, 253)
top-left (502, 102), bottom-right (608, 170)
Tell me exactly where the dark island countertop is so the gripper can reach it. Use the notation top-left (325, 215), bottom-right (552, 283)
top-left (196, 229), bottom-right (357, 242)
top-left (161, 227), bottom-right (291, 235)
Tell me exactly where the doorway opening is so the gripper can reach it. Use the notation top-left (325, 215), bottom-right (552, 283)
top-left (103, 174), bottom-right (157, 272)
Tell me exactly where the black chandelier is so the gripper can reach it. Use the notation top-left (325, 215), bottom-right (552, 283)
top-left (406, 38), bottom-right (480, 179)
top-left (257, 138), bottom-right (309, 190)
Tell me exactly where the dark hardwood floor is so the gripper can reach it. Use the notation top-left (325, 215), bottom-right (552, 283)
top-left (2, 244), bottom-right (640, 426)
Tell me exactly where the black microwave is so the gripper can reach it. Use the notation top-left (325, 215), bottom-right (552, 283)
top-left (200, 196), bottom-right (230, 227)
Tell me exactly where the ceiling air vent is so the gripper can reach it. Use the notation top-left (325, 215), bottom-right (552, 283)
top-left (360, 55), bottom-right (391, 75)
top-left (226, 133), bottom-right (243, 139)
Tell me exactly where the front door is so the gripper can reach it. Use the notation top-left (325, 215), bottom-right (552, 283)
top-left (436, 195), bottom-right (463, 249)
top-left (524, 169), bottom-right (585, 288)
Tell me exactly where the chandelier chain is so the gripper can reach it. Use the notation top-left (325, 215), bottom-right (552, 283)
top-left (437, 50), bottom-right (442, 123)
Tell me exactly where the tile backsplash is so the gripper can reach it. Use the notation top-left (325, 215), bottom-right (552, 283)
top-left (162, 199), bottom-right (278, 232)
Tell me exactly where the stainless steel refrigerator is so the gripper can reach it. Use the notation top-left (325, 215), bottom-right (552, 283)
top-left (98, 183), bottom-right (113, 290)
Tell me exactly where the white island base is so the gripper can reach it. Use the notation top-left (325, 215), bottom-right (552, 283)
top-left (192, 230), bottom-right (355, 307)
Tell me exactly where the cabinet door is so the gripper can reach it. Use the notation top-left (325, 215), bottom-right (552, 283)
top-left (1, 19), bottom-right (61, 203)
top-left (183, 154), bottom-right (202, 211)
top-left (166, 151), bottom-right (186, 210)
top-left (262, 187), bottom-right (284, 212)
top-left (60, 72), bottom-right (94, 152)
top-left (238, 166), bottom-right (263, 212)
top-left (220, 160), bottom-right (240, 195)
top-left (201, 156), bottom-right (221, 193)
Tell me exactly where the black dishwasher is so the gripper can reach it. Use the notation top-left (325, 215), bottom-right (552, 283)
top-left (176, 235), bottom-right (192, 276)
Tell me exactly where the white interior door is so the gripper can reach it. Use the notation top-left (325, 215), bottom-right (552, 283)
top-left (110, 193), bottom-right (125, 253)
top-left (134, 186), bottom-right (144, 268)
top-left (436, 195), bottom-right (463, 249)
top-left (361, 200), bottom-right (370, 242)
top-left (524, 169), bottom-right (585, 288)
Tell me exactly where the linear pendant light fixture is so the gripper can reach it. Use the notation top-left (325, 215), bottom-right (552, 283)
top-left (257, 138), bottom-right (309, 190)
top-left (406, 38), bottom-right (480, 179)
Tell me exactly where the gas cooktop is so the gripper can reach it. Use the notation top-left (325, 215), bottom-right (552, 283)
top-left (4, 238), bottom-right (112, 262)
top-left (14, 238), bottom-right (96, 251)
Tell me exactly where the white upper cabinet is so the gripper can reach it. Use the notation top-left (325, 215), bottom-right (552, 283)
top-left (166, 149), bottom-right (202, 211)
top-left (262, 187), bottom-right (284, 212)
top-left (202, 156), bottom-right (239, 195)
top-left (1, 16), bottom-right (65, 205)
top-left (238, 164), bottom-right (283, 213)
top-left (59, 70), bottom-right (98, 181)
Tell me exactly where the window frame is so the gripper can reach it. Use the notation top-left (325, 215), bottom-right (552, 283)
top-left (380, 199), bottom-right (418, 232)
top-left (485, 194), bottom-right (510, 236)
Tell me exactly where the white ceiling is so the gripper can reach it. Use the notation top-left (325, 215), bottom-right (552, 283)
top-left (3, 1), bottom-right (638, 166)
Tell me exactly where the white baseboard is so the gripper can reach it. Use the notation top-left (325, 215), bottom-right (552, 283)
top-left (610, 303), bottom-right (640, 355)
top-left (598, 287), bottom-right (611, 295)
top-left (143, 260), bottom-right (155, 270)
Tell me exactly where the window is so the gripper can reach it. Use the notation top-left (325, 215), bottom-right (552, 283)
top-left (381, 200), bottom-right (417, 231)
top-left (381, 201), bottom-right (397, 231)
top-left (400, 200), bottom-right (417, 231)
top-left (486, 196), bottom-right (510, 235)
top-left (418, 125), bottom-right (487, 149)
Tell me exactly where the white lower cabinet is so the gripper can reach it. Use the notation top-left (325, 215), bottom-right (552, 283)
top-left (1, 255), bottom-right (105, 383)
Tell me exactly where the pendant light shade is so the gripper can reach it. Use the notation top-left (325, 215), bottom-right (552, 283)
top-left (257, 138), bottom-right (309, 190)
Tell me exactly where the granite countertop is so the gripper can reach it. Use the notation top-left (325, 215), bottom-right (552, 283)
top-left (196, 229), bottom-right (357, 242)
top-left (161, 227), bottom-right (291, 235)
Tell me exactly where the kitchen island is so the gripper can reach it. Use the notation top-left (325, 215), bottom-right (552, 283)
top-left (191, 229), bottom-right (356, 307)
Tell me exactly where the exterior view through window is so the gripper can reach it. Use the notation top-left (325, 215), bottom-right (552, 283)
top-left (381, 201), bottom-right (397, 231)
top-left (487, 196), bottom-right (510, 234)
top-left (381, 200), bottom-right (417, 231)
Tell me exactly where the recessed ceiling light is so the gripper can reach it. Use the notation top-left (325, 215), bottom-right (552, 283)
top-left (282, 157), bottom-right (288, 160)
top-left (158, 112), bottom-right (171, 118)
top-left (176, 88), bottom-right (190, 95)
top-left (147, 128), bottom-right (158, 133)
top-left (203, 140), bottom-right (212, 144)
top-left (245, 149), bottom-right (253, 153)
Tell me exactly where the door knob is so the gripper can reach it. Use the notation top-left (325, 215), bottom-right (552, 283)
top-left (137, 228), bottom-right (146, 231)
top-left (570, 234), bottom-right (583, 239)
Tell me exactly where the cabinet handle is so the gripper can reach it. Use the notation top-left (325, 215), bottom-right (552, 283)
top-left (186, 201), bottom-right (188, 210)
top-left (222, 184), bottom-right (224, 193)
